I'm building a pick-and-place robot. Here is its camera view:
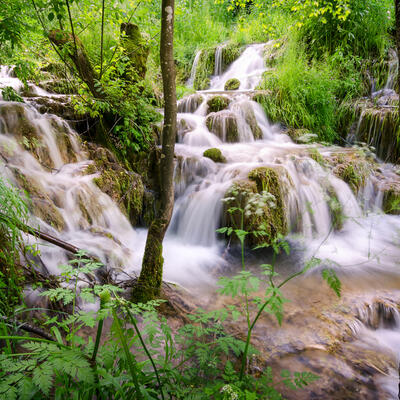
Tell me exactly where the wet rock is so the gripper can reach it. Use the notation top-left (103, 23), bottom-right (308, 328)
top-left (220, 42), bottom-right (243, 70)
top-left (13, 169), bottom-right (65, 231)
top-left (326, 151), bottom-right (375, 194)
top-left (85, 144), bottom-right (144, 225)
top-left (178, 93), bottom-right (204, 113)
top-left (224, 78), bottom-right (240, 91)
top-left (352, 98), bottom-right (400, 163)
top-left (221, 166), bottom-right (288, 246)
top-left (193, 49), bottom-right (214, 90)
top-left (286, 127), bottom-right (318, 144)
top-left (382, 182), bottom-right (400, 215)
top-left (203, 148), bottom-right (226, 163)
top-left (206, 111), bottom-right (239, 142)
top-left (206, 95), bottom-right (230, 113)
top-left (237, 101), bottom-right (263, 140)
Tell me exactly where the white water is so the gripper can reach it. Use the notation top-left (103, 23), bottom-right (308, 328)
top-left (1, 42), bottom-right (400, 396)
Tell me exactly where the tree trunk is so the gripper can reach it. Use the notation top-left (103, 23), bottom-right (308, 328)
top-left (48, 29), bottom-right (104, 99)
top-left (396, 0), bottom-right (400, 118)
top-left (135, 0), bottom-right (176, 301)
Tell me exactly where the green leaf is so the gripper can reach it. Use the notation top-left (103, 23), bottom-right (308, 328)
top-left (321, 269), bottom-right (341, 297)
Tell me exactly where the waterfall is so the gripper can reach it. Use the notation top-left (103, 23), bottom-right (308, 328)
top-left (214, 45), bottom-right (223, 76)
top-left (186, 50), bottom-right (202, 88)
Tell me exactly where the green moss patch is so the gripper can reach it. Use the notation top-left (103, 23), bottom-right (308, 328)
top-left (203, 148), bottom-right (226, 163)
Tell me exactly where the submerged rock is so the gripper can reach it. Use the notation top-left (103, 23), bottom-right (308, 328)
top-left (203, 148), bottom-right (226, 163)
top-left (224, 78), bottom-right (240, 91)
top-left (286, 127), bottom-right (318, 144)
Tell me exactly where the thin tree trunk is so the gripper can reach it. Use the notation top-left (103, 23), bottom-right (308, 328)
top-left (135, 0), bottom-right (176, 301)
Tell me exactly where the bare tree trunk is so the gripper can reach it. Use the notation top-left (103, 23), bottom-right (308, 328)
top-left (135, 0), bottom-right (176, 301)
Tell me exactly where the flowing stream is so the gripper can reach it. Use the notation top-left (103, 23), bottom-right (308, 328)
top-left (1, 43), bottom-right (400, 398)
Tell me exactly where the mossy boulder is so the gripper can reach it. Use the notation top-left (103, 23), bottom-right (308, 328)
top-left (221, 42), bottom-right (243, 70)
top-left (221, 167), bottom-right (288, 246)
top-left (85, 144), bottom-right (144, 225)
top-left (203, 148), bottom-right (226, 163)
top-left (193, 49), bottom-right (215, 90)
top-left (206, 111), bottom-right (239, 142)
top-left (286, 127), bottom-right (318, 144)
top-left (207, 96), bottom-right (230, 113)
top-left (224, 78), bottom-right (240, 91)
top-left (13, 169), bottom-right (65, 232)
top-left (120, 23), bottom-right (150, 81)
top-left (382, 183), bottom-right (400, 215)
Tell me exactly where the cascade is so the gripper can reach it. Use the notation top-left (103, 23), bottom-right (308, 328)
top-left (2, 41), bottom-right (400, 397)
top-left (186, 50), bottom-right (202, 88)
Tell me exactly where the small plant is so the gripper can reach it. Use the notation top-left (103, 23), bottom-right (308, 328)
top-left (1, 86), bottom-right (24, 103)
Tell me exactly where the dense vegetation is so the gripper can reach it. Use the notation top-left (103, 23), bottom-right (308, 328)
top-left (0, 0), bottom-right (397, 398)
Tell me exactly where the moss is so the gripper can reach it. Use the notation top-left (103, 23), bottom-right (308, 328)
top-left (326, 186), bottom-right (344, 230)
top-left (224, 78), bottom-right (240, 91)
top-left (221, 166), bottom-right (288, 246)
top-left (120, 23), bottom-right (150, 81)
top-left (286, 128), bottom-right (318, 144)
top-left (13, 170), bottom-right (65, 231)
top-left (221, 42), bottom-right (243, 69)
top-left (308, 148), bottom-right (325, 167)
top-left (193, 49), bottom-right (215, 90)
top-left (203, 148), bottom-right (226, 163)
top-left (239, 102), bottom-right (263, 140)
top-left (86, 144), bottom-right (145, 225)
top-left (382, 186), bottom-right (400, 215)
top-left (207, 96), bottom-right (230, 113)
top-left (335, 162), bottom-right (366, 193)
top-left (263, 40), bottom-right (286, 67)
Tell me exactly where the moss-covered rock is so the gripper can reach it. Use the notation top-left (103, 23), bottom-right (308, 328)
top-left (236, 101), bottom-right (263, 140)
top-left (193, 49), bottom-right (215, 90)
top-left (382, 183), bottom-right (400, 215)
top-left (85, 144), bottom-right (144, 225)
top-left (221, 167), bottom-right (288, 246)
top-left (221, 42), bottom-right (243, 70)
top-left (326, 186), bottom-right (344, 230)
top-left (203, 148), bottom-right (226, 163)
top-left (120, 23), bottom-right (150, 81)
top-left (13, 169), bottom-right (65, 232)
top-left (325, 150), bottom-right (375, 194)
top-left (224, 78), bottom-right (240, 91)
top-left (308, 148), bottom-right (325, 167)
top-left (206, 111), bottom-right (239, 142)
top-left (286, 127), bottom-right (318, 144)
top-left (207, 96), bottom-right (230, 113)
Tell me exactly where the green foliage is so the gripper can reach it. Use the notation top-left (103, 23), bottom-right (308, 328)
top-left (0, 178), bottom-right (30, 317)
top-left (1, 87), bottom-right (24, 103)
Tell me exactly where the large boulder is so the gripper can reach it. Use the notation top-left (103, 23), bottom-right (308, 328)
top-left (206, 111), bottom-right (239, 142)
top-left (221, 166), bottom-right (288, 246)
